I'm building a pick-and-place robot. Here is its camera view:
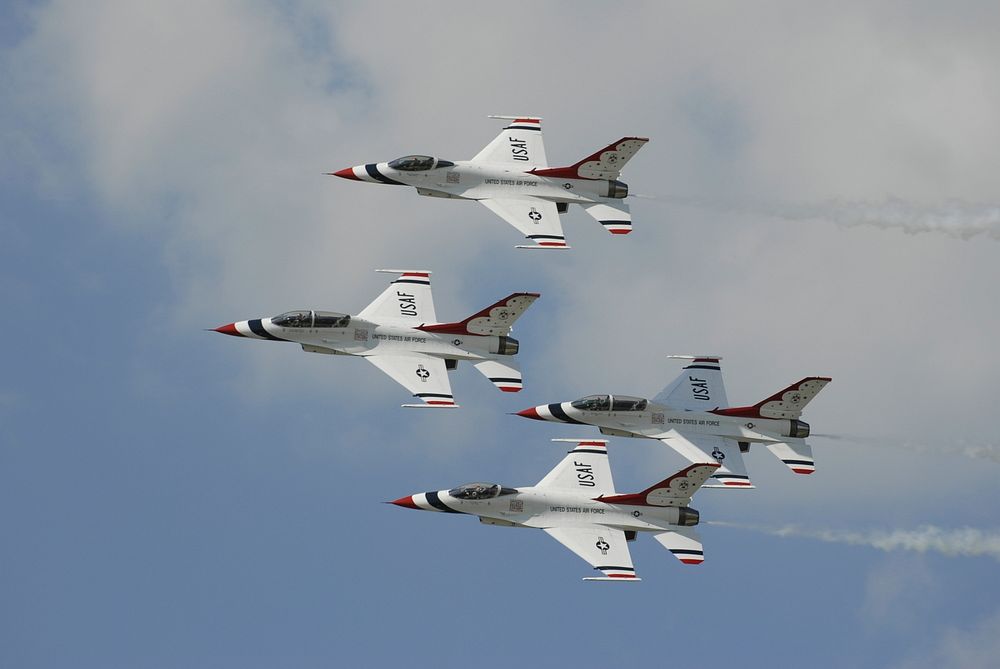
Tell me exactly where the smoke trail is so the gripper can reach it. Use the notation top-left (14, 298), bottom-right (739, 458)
top-left (709, 521), bottom-right (1000, 561)
top-left (812, 433), bottom-right (1000, 464)
top-left (659, 196), bottom-right (1000, 240)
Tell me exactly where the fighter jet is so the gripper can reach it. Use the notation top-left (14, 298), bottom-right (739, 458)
top-left (213, 270), bottom-right (539, 408)
top-left (330, 116), bottom-right (648, 249)
top-left (516, 356), bottom-right (831, 488)
top-left (391, 439), bottom-right (719, 581)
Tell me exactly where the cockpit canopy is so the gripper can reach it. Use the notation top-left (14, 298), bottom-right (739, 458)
top-left (448, 482), bottom-right (517, 500)
top-left (387, 155), bottom-right (455, 171)
top-left (272, 310), bottom-right (351, 329)
top-left (570, 394), bottom-right (648, 412)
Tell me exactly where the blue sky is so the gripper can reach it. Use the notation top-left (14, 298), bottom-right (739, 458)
top-left (3, 2), bottom-right (1000, 667)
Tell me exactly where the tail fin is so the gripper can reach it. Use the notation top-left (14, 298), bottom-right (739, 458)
top-left (470, 116), bottom-right (547, 167)
top-left (598, 463), bottom-right (719, 507)
top-left (718, 377), bottom-right (831, 420)
top-left (418, 292), bottom-right (539, 336)
top-left (536, 439), bottom-right (614, 494)
top-left (531, 137), bottom-right (648, 180)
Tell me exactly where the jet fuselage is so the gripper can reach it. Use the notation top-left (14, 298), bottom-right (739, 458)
top-left (519, 398), bottom-right (810, 444)
top-left (216, 314), bottom-right (517, 362)
top-left (394, 485), bottom-right (699, 534)
top-left (335, 160), bottom-right (627, 205)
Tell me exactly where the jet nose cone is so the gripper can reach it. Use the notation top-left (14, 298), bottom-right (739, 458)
top-left (329, 167), bottom-right (360, 180)
top-left (516, 406), bottom-right (543, 420)
top-left (389, 495), bottom-right (419, 510)
top-left (213, 323), bottom-right (242, 337)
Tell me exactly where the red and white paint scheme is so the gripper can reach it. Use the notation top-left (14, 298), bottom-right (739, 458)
top-left (213, 270), bottom-right (539, 408)
top-left (330, 116), bottom-right (648, 249)
top-left (516, 356), bottom-right (831, 488)
top-left (390, 439), bottom-right (719, 581)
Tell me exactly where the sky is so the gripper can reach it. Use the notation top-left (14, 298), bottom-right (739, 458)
top-left (2, 1), bottom-right (1000, 667)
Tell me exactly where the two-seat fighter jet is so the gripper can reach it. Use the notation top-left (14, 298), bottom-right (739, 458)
top-left (213, 270), bottom-right (539, 408)
top-left (331, 116), bottom-right (648, 249)
top-left (391, 439), bottom-right (719, 581)
top-left (517, 356), bottom-right (831, 488)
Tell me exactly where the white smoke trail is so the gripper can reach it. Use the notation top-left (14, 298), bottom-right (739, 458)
top-left (659, 196), bottom-right (1000, 240)
top-left (812, 433), bottom-right (1000, 464)
top-left (709, 521), bottom-right (1000, 561)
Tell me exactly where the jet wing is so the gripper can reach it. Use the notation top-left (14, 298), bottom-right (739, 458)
top-left (479, 197), bottom-right (567, 249)
top-left (653, 356), bottom-right (728, 410)
top-left (656, 430), bottom-right (753, 488)
top-left (357, 270), bottom-right (436, 324)
top-left (364, 354), bottom-right (456, 408)
top-left (543, 526), bottom-right (639, 581)
top-left (652, 527), bottom-right (704, 565)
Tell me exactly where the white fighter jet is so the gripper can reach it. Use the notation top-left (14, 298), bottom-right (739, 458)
top-left (516, 356), bottom-right (831, 488)
top-left (213, 270), bottom-right (539, 408)
top-left (391, 439), bottom-right (719, 581)
top-left (330, 116), bottom-right (648, 249)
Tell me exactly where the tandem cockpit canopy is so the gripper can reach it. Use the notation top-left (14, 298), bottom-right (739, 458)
top-left (570, 395), bottom-right (648, 412)
top-left (271, 310), bottom-right (351, 329)
top-left (387, 155), bottom-right (455, 171)
top-left (448, 483), bottom-right (517, 500)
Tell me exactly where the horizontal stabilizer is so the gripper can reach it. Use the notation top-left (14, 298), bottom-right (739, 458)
top-left (420, 292), bottom-right (540, 336)
top-left (583, 576), bottom-right (643, 582)
top-left (472, 359), bottom-right (522, 393)
top-left (653, 527), bottom-right (704, 565)
top-left (581, 202), bottom-right (632, 235)
top-left (766, 439), bottom-right (815, 475)
top-left (401, 403), bottom-right (461, 409)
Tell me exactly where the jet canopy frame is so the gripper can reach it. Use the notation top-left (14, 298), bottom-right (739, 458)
top-left (570, 395), bottom-right (648, 412)
top-left (272, 310), bottom-right (351, 329)
top-left (448, 483), bottom-right (518, 500)
top-left (387, 155), bottom-right (455, 171)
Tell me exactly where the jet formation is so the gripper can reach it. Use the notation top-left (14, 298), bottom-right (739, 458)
top-left (392, 439), bottom-right (719, 581)
top-left (331, 116), bottom-right (648, 249)
top-left (209, 115), bottom-right (835, 582)
top-left (214, 270), bottom-right (538, 408)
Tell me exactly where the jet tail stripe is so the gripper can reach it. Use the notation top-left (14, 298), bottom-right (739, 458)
top-left (571, 449), bottom-right (607, 455)
top-left (415, 393), bottom-right (454, 399)
top-left (488, 377), bottom-right (522, 383)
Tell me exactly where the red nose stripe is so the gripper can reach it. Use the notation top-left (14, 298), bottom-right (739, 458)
top-left (330, 167), bottom-right (361, 180)
top-left (516, 407), bottom-right (542, 420)
top-left (214, 323), bottom-right (242, 337)
top-left (389, 496), bottom-right (419, 509)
